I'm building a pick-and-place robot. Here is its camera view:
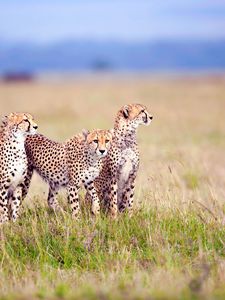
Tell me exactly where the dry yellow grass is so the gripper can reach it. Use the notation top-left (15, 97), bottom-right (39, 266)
top-left (0, 75), bottom-right (225, 299)
top-left (0, 75), bottom-right (224, 210)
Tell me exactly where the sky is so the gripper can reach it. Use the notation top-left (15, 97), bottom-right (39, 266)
top-left (0, 0), bottom-right (225, 44)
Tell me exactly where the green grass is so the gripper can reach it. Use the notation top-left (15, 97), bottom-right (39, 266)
top-left (0, 201), bottom-right (224, 300)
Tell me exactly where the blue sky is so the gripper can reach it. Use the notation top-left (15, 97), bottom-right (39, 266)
top-left (0, 0), bottom-right (225, 43)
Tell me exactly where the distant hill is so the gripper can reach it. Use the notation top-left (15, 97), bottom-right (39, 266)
top-left (0, 39), bottom-right (225, 74)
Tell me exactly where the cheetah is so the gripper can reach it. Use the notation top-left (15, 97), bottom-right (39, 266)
top-left (24, 129), bottom-right (113, 217)
top-left (0, 112), bottom-right (38, 224)
top-left (88, 104), bottom-right (153, 218)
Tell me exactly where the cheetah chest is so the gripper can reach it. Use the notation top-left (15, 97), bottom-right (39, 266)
top-left (118, 148), bottom-right (137, 184)
top-left (9, 142), bottom-right (27, 189)
top-left (83, 166), bottom-right (100, 182)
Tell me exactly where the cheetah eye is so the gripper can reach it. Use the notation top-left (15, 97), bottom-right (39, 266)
top-left (141, 110), bottom-right (145, 113)
top-left (105, 139), bottom-right (110, 143)
top-left (93, 139), bottom-right (98, 143)
top-left (24, 119), bottom-right (30, 123)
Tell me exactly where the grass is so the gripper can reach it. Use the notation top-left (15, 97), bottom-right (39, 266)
top-left (0, 204), bottom-right (224, 299)
top-left (0, 75), bottom-right (225, 299)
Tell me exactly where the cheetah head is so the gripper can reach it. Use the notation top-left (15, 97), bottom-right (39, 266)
top-left (82, 129), bottom-right (113, 158)
top-left (1, 112), bottom-right (38, 136)
top-left (117, 104), bottom-right (153, 129)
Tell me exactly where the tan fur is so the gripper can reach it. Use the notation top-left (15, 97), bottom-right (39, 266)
top-left (24, 129), bottom-right (113, 217)
top-left (87, 104), bottom-right (153, 218)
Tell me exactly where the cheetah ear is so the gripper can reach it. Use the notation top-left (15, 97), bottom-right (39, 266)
top-left (122, 105), bottom-right (130, 119)
top-left (82, 129), bottom-right (90, 140)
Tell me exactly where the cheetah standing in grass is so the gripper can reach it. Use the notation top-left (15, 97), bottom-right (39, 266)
top-left (24, 129), bottom-right (113, 217)
top-left (0, 112), bottom-right (38, 224)
top-left (88, 104), bottom-right (153, 218)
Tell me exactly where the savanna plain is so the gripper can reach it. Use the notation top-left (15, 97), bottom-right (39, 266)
top-left (0, 75), bottom-right (225, 300)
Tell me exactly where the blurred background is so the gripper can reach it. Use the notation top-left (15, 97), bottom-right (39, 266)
top-left (0, 0), bottom-right (224, 208)
top-left (0, 0), bottom-right (225, 77)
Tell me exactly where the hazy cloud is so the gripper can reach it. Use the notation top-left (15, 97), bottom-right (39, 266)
top-left (0, 0), bottom-right (224, 43)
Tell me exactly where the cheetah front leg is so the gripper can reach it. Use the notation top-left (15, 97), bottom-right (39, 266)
top-left (84, 190), bottom-right (92, 206)
top-left (107, 177), bottom-right (118, 218)
top-left (119, 173), bottom-right (136, 215)
top-left (67, 183), bottom-right (81, 219)
top-left (10, 185), bottom-right (23, 222)
top-left (0, 185), bottom-right (10, 224)
top-left (47, 186), bottom-right (61, 211)
top-left (21, 166), bottom-right (33, 200)
top-left (85, 181), bottom-right (100, 216)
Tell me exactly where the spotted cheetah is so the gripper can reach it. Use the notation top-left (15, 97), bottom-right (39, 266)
top-left (88, 104), bottom-right (153, 218)
top-left (0, 112), bottom-right (38, 224)
top-left (24, 129), bottom-right (113, 217)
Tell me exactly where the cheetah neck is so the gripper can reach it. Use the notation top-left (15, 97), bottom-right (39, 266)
top-left (2, 128), bottom-right (26, 145)
top-left (113, 124), bottom-right (137, 148)
top-left (12, 130), bottom-right (26, 143)
top-left (1, 129), bottom-right (26, 161)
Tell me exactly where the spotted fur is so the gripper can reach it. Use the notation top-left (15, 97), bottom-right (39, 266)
top-left (24, 129), bottom-right (113, 217)
top-left (89, 104), bottom-right (153, 218)
top-left (0, 112), bottom-right (38, 224)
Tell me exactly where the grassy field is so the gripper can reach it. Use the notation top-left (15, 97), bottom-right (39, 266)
top-left (0, 75), bottom-right (225, 299)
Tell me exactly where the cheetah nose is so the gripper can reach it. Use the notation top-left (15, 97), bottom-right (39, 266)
top-left (149, 116), bottom-right (153, 120)
top-left (99, 149), bottom-right (105, 154)
top-left (33, 125), bottom-right (38, 129)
